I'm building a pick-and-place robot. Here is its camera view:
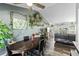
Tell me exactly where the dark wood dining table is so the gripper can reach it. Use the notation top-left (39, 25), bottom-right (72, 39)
top-left (8, 38), bottom-right (39, 56)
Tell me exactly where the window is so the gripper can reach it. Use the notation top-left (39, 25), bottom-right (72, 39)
top-left (13, 18), bottom-right (27, 29)
top-left (11, 12), bottom-right (28, 29)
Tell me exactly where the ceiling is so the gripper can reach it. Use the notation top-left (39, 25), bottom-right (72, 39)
top-left (6, 3), bottom-right (75, 24)
top-left (7, 3), bottom-right (56, 12)
top-left (6, 3), bottom-right (56, 24)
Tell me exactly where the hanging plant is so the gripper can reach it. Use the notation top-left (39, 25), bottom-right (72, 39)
top-left (29, 12), bottom-right (43, 27)
top-left (29, 15), bottom-right (35, 27)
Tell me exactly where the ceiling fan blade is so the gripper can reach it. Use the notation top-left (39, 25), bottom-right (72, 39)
top-left (13, 3), bottom-right (21, 4)
top-left (33, 3), bottom-right (45, 9)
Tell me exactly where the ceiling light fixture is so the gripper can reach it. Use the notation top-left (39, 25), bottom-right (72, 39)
top-left (27, 3), bottom-right (33, 6)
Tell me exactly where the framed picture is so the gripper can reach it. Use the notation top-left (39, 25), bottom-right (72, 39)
top-left (10, 11), bottom-right (28, 30)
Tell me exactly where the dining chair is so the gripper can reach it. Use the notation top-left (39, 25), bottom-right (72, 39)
top-left (24, 36), bottom-right (29, 41)
top-left (27, 39), bottom-right (45, 56)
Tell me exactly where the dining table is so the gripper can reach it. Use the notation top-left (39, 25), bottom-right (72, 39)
top-left (8, 38), bottom-right (39, 56)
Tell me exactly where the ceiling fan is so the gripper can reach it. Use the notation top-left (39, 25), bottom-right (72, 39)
top-left (13, 3), bottom-right (45, 9)
top-left (32, 3), bottom-right (45, 9)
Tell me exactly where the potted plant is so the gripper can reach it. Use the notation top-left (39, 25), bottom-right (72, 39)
top-left (0, 19), bottom-right (13, 49)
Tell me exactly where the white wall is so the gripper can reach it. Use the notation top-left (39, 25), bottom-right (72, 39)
top-left (40, 3), bottom-right (76, 24)
top-left (76, 3), bottom-right (79, 42)
top-left (77, 8), bottom-right (79, 42)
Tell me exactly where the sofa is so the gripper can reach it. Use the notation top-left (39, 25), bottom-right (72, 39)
top-left (55, 33), bottom-right (75, 45)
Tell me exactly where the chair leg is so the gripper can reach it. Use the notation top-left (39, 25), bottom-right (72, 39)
top-left (70, 52), bottom-right (72, 56)
top-left (42, 51), bottom-right (44, 56)
top-left (21, 51), bottom-right (24, 56)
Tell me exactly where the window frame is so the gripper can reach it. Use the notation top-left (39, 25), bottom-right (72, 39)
top-left (10, 11), bottom-right (28, 30)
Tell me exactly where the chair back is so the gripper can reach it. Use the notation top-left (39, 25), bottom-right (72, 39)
top-left (24, 36), bottom-right (29, 41)
top-left (6, 47), bottom-right (12, 56)
top-left (39, 40), bottom-right (45, 52)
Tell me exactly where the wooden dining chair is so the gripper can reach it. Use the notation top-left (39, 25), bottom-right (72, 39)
top-left (24, 36), bottom-right (29, 41)
top-left (27, 39), bottom-right (45, 56)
